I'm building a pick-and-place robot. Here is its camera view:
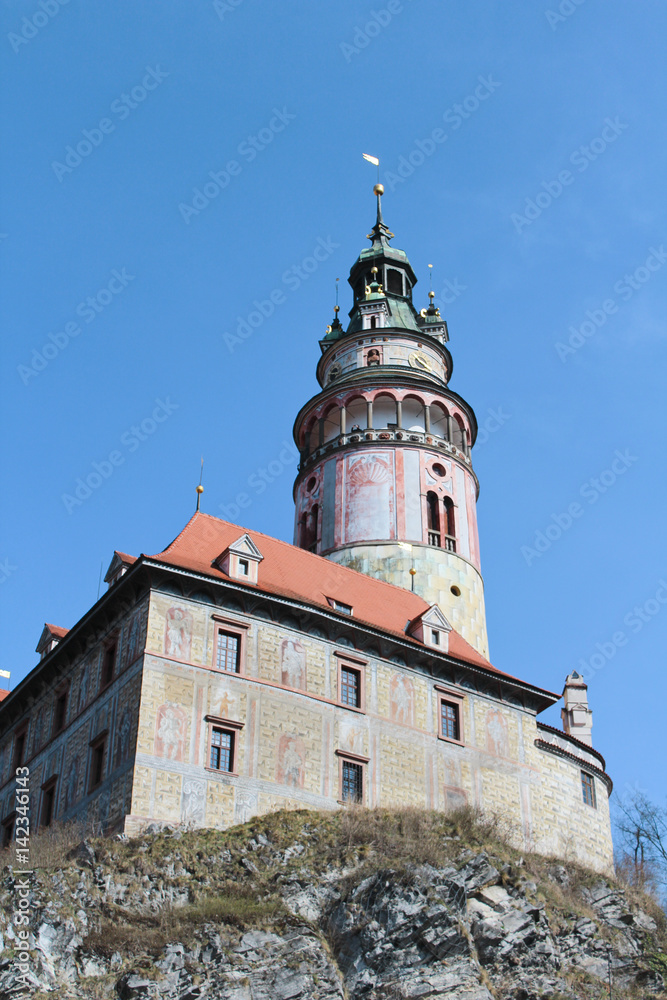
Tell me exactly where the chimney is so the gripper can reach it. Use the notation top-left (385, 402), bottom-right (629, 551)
top-left (561, 671), bottom-right (593, 746)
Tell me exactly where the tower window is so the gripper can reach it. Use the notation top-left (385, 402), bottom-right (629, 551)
top-left (370, 316), bottom-right (377, 329)
top-left (426, 491), bottom-right (441, 547)
top-left (444, 497), bottom-right (456, 552)
top-left (581, 772), bottom-right (597, 808)
top-left (387, 269), bottom-right (403, 295)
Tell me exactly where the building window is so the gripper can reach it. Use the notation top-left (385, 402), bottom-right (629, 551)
top-left (216, 629), bottom-right (240, 673)
top-left (431, 629), bottom-right (440, 645)
top-left (427, 491), bottom-right (441, 547)
top-left (209, 727), bottom-right (234, 772)
top-left (340, 667), bottom-right (361, 708)
top-left (341, 760), bottom-right (364, 803)
top-left (435, 689), bottom-right (465, 744)
top-left (441, 701), bottom-right (460, 741)
top-left (52, 689), bottom-right (68, 736)
top-left (101, 642), bottom-right (116, 689)
top-left (581, 772), bottom-right (597, 808)
top-left (40, 778), bottom-right (58, 828)
top-left (443, 497), bottom-right (456, 552)
top-left (238, 558), bottom-right (249, 576)
top-left (328, 597), bottom-right (353, 615)
top-left (12, 728), bottom-right (27, 772)
top-left (88, 736), bottom-right (106, 792)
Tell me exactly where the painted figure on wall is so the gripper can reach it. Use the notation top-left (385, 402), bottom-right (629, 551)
top-left (64, 755), bottom-right (80, 811)
top-left (181, 778), bottom-right (206, 825)
top-left (276, 734), bottom-right (306, 788)
top-left (126, 613), bottom-right (141, 666)
top-left (154, 703), bottom-right (187, 761)
top-left (486, 709), bottom-right (509, 758)
top-left (281, 638), bottom-right (307, 689)
top-left (164, 607), bottom-right (193, 660)
top-left (114, 710), bottom-right (132, 767)
top-left (77, 662), bottom-right (89, 713)
top-left (444, 786), bottom-right (467, 811)
top-left (390, 673), bottom-right (414, 726)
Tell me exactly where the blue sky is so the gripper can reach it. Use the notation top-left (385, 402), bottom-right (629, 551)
top-left (1, 1), bottom-right (665, 811)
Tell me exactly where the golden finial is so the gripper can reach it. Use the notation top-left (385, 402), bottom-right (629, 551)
top-left (373, 183), bottom-right (384, 196)
top-left (196, 458), bottom-right (204, 512)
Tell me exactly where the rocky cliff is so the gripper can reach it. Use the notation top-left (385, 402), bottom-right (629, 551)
top-left (1, 808), bottom-right (665, 999)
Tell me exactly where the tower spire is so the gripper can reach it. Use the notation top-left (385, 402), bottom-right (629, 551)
top-left (367, 183), bottom-right (394, 247)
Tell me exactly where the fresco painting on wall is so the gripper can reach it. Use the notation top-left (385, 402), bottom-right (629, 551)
top-left (164, 607), bottom-right (193, 660)
top-left (486, 709), bottom-right (509, 758)
top-left (181, 778), bottom-right (206, 825)
top-left (154, 703), bottom-right (187, 761)
top-left (276, 734), bottom-right (306, 788)
top-left (281, 638), bottom-right (307, 689)
top-left (390, 673), bottom-right (414, 726)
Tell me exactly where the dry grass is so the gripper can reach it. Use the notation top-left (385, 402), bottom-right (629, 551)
top-left (0, 819), bottom-right (87, 872)
top-left (84, 882), bottom-right (286, 958)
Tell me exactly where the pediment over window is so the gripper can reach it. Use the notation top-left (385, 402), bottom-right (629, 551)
top-left (215, 534), bottom-right (264, 584)
top-left (406, 604), bottom-right (452, 650)
top-left (104, 551), bottom-right (137, 589)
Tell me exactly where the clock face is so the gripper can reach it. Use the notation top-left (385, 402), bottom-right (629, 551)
top-left (408, 350), bottom-right (433, 372)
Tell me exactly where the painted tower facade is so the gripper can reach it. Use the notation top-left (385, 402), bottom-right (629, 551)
top-left (293, 190), bottom-right (488, 659)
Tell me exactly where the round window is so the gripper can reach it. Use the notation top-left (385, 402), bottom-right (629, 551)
top-left (306, 477), bottom-right (317, 493)
top-left (432, 463), bottom-right (447, 478)
top-left (450, 585), bottom-right (461, 597)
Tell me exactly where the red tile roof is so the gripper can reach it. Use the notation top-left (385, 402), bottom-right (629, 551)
top-left (0, 690), bottom-right (9, 702)
top-left (148, 513), bottom-right (527, 684)
top-left (115, 551), bottom-right (137, 565)
top-left (44, 624), bottom-right (69, 638)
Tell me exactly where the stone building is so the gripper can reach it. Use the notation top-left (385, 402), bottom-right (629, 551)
top-left (0, 190), bottom-right (614, 872)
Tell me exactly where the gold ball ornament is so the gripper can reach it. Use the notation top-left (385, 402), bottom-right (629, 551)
top-left (373, 183), bottom-right (384, 195)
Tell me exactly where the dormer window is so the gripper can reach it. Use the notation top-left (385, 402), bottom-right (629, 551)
top-left (215, 534), bottom-right (264, 585)
top-left (407, 604), bottom-right (453, 650)
top-left (103, 551), bottom-right (136, 589)
top-left (328, 598), bottom-right (353, 616)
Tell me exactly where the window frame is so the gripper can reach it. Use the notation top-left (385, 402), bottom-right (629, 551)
top-left (88, 731), bottom-right (108, 792)
top-left (100, 638), bottom-right (118, 691)
top-left (12, 725), bottom-right (28, 772)
top-left (435, 686), bottom-right (465, 746)
top-left (335, 750), bottom-right (369, 805)
top-left (40, 776), bottom-right (58, 828)
top-left (335, 653), bottom-right (366, 712)
top-left (204, 715), bottom-right (244, 776)
top-left (52, 685), bottom-right (69, 737)
top-left (581, 771), bottom-right (597, 809)
top-left (211, 617), bottom-right (248, 675)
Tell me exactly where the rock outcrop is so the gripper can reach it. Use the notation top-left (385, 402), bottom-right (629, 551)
top-left (0, 809), bottom-right (665, 999)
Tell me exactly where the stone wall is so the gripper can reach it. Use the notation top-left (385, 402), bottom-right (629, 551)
top-left (0, 596), bottom-right (149, 836)
top-left (127, 590), bottom-right (613, 873)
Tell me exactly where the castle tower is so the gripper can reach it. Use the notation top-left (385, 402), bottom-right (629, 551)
top-left (292, 187), bottom-right (488, 658)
